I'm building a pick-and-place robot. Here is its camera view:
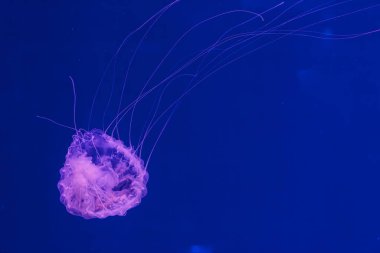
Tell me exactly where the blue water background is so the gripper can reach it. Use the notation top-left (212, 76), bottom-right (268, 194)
top-left (2, 0), bottom-right (380, 252)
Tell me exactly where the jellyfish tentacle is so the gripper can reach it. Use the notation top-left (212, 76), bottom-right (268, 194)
top-left (68, 76), bottom-right (78, 131)
top-left (36, 115), bottom-right (76, 131)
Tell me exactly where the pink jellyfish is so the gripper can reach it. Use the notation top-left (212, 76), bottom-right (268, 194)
top-left (57, 128), bottom-right (148, 219)
top-left (38, 1), bottom-right (380, 219)
top-left (40, 75), bottom-right (149, 219)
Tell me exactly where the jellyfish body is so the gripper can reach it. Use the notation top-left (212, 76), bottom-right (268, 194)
top-left (58, 129), bottom-right (148, 219)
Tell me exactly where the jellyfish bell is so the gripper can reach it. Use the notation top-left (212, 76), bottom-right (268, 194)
top-left (58, 128), bottom-right (148, 219)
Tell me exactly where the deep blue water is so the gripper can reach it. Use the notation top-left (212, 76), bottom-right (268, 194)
top-left (2, 1), bottom-right (380, 252)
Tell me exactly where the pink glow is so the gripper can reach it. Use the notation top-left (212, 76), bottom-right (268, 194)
top-left (58, 129), bottom-right (148, 219)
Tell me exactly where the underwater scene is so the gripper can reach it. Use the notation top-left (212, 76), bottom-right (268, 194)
top-left (2, 0), bottom-right (380, 252)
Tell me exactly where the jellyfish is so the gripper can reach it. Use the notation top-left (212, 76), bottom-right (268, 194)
top-left (38, 1), bottom-right (380, 219)
top-left (57, 128), bottom-right (148, 219)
